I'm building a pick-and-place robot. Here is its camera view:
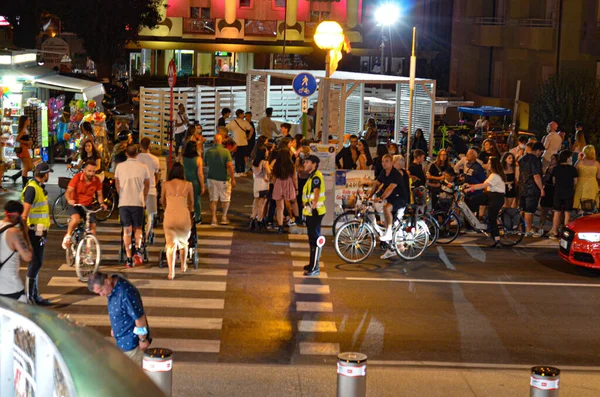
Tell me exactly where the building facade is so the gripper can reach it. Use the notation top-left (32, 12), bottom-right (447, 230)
top-left (449, 0), bottom-right (600, 104)
top-left (128, 0), bottom-right (368, 78)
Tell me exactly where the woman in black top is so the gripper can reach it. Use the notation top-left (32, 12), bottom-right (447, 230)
top-left (478, 138), bottom-right (500, 167)
top-left (501, 152), bottom-right (518, 208)
top-left (413, 128), bottom-right (429, 156)
top-left (373, 144), bottom-right (388, 177)
top-left (68, 139), bottom-right (102, 173)
top-left (539, 154), bottom-right (558, 234)
top-left (427, 149), bottom-right (450, 209)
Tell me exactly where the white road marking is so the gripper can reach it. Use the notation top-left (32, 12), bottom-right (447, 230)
top-left (289, 242), bottom-right (310, 249)
top-left (293, 271), bottom-right (328, 279)
top-left (196, 239), bottom-right (232, 246)
top-left (47, 294), bottom-right (224, 309)
top-left (366, 360), bottom-right (600, 372)
top-left (299, 342), bottom-right (340, 355)
top-left (292, 260), bottom-right (325, 268)
top-left (198, 257), bottom-right (230, 265)
top-left (436, 246), bottom-right (456, 271)
top-left (461, 244), bottom-right (486, 262)
top-left (48, 276), bottom-right (227, 291)
top-left (291, 251), bottom-right (310, 258)
top-left (197, 230), bottom-right (234, 238)
top-left (104, 337), bottom-right (220, 353)
top-left (296, 301), bottom-right (333, 312)
top-left (338, 276), bottom-right (600, 288)
top-left (66, 314), bottom-right (222, 329)
top-left (288, 234), bottom-right (309, 240)
top-left (58, 264), bottom-right (228, 277)
top-left (197, 248), bottom-right (231, 255)
top-left (298, 320), bottom-right (337, 332)
top-left (295, 284), bottom-right (330, 294)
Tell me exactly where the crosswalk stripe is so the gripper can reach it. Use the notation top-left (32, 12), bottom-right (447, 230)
top-left (197, 231), bottom-right (233, 238)
top-left (47, 294), bottom-right (225, 309)
top-left (288, 234), bottom-right (308, 240)
top-left (289, 242), bottom-right (310, 249)
top-left (198, 257), bottom-right (230, 265)
top-left (197, 248), bottom-right (231, 255)
top-left (299, 342), bottom-right (340, 356)
top-left (294, 285), bottom-right (330, 294)
top-left (293, 271), bottom-right (328, 279)
top-left (66, 314), bottom-right (222, 329)
top-left (196, 239), bottom-right (232, 246)
top-left (292, 260), bottom-right (324, 268)
top-left (296, 302), bottom-right (333, 312)
top-left (48, 276), bottom-right (227, 291)
top-left (298, 320), bottom-right (337, 332)
top-left (103, 337), bottom-right (221, 353)
top-left (291, 251), bottom-right (309, 258)
top-left (55, 264), bottom-right (228, 277)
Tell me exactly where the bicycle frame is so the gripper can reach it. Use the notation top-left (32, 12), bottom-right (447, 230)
top-left (439, 188), bottom-right (487, 231)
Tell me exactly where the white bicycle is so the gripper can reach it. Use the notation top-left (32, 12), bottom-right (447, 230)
top-left (66, 204), bottom-right (103, 282)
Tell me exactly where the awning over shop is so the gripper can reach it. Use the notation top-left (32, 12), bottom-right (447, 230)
top-left (457, 106), bottom-right (511, 117)
top-left (33, 74), bottom-right (105, 100)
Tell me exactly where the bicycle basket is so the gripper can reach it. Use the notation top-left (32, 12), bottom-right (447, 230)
top-left (412, 186), bottom-right (429, 206)
top-left (580, 199), bottom-right (597, 213)
top-left (58, 177), bottom-right (72, 190)
top-left (501, 208), bottom-right (521, 231)
top-left (342, 194), bottom-right (357, 209)
top-left (438, 197), bottom-right (453, 210)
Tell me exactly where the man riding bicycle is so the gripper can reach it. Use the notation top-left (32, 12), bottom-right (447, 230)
top-left (62, 160), bottom-right (107, 250)
top-left (367, 154), bottom-right (408, 245)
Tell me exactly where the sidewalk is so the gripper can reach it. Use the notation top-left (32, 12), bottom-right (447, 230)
top-left (173, 362), bottom-right (600, 397)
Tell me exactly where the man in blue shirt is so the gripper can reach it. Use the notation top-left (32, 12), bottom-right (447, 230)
top-left (459, 148), bottom-right (487, 215)
top-left (88, 272), bottom-right (151, 366)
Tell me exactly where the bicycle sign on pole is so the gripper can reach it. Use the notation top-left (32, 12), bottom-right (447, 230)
top-left (293, 73), bottom-right (317, 138)
top-left (167, 59), bottom-right (177, 169)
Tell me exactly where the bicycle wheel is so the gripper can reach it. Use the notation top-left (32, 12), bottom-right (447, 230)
top-left (497, 211), bottom-right (526, 247)
top-left (75, 234), bottom-right (101, 282)
top-left (395, 220), bottom-right (429, 260)
top-left (432, 210), bottom-right (460, 244)
top-left (334, 220), bottom-right (375, 263)
top-left (65, 227), bottom-right (82, 267)
top-left (95, 190), bottom-right (116, 222)
top-left (52, 193), bottom-right (70, 229)
top-left (421, 214), bottom-right (439, 247)
top-left (332, 210), bottom-right (357, 236)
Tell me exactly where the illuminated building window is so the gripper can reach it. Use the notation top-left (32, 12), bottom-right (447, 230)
top-left (240, 0), bottom-right (252, 7)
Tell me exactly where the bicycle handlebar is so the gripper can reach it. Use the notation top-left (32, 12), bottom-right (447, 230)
top-left (73, 204), bottom-right (104, 214)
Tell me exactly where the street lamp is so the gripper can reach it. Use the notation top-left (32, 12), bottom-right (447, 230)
top-left (314, 21), bottom-right (345, 144)
top-left (375, 3), bottom-right (400, 75)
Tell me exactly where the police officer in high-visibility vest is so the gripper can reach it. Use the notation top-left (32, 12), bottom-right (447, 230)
top-left (302, 155), bottom-right (325, 276)
top-left (20, 162), bottom-right (53, 305)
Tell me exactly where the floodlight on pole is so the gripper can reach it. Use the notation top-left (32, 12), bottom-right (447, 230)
top-left (375, 3), bottom-right (400, 75)
top-left (314, 21), bottom-right (345, 144)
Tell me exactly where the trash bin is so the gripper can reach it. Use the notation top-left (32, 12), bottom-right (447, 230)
top-left (530, 366), bottom-right (560, 397)
top-left (337, 352), bottom-right (367, 397)
top-left (143, 348), bottom-right (173, 397)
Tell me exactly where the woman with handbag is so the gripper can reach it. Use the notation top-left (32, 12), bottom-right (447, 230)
top-left (16, 116), bottom-right (33, 187)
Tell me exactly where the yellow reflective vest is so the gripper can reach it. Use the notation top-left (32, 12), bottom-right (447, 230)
top-left (20, 180), bottom-right (51, 229)
top-left (302, 170), bottom-right (326, 216)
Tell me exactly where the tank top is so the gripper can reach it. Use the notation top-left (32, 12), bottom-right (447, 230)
top-left (0, 221), bottom-right (24, 295)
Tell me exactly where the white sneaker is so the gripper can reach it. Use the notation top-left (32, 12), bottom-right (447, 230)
top-left (380, 229), bottom-right (393, 242)
top-left (380, 249), bottom-right (396, 260)
top-left (61, 235), bottom-right (71, 250)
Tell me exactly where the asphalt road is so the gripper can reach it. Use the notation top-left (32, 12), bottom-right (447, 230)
top-left (2, 174), bottom-right (600, 370)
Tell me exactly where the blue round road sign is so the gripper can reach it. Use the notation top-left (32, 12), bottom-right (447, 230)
top-left (292, 73), bottom-right (317, 97)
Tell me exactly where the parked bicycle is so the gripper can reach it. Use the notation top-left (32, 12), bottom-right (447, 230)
top-left (432, 184), bottom-right (526, 246)
top-left (66, 204), bottom-right (103, 282)
top-left (334, 199), bottom-right (429, 263)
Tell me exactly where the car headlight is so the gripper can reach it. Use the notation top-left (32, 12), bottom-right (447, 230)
top-left (578, 233), bottom-right (600, 242)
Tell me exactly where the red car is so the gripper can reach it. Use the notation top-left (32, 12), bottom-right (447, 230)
top-left (559, 214), bottom-right (600, 268)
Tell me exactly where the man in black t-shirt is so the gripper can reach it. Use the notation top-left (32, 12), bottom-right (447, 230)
top-left (549, 150), bottom-right (578, 238)
top-left (367, 154), bottom-right (407, 243)
top-left (448, 129), bottom-right (468, 157)
top-left (518, 142), bottom-right (544, 235)
top-left (409, 149), bottom-right (426, 188)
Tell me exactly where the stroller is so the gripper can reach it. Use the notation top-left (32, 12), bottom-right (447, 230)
top-left (157, 213), bottom-right (199, 269)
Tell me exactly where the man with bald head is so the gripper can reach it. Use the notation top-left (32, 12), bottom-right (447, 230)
top-left (205, 133), bottom-right (236, 226)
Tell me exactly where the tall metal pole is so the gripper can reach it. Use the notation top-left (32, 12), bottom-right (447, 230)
top-left (406, 27), bottom-right (416, 169)
top-left (509, 80), bottom-right (521, 149)
top-left (321, 52), bottom-right (331, 144)
top-left (380, 28), bottom-right (385, 75)
top-left (282, 0), bottom-right (287, 70)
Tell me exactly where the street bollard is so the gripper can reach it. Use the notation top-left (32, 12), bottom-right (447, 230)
top-left (530, 366), bottom-right (560, 397)
top-left (337, 352), bottom-right (367, 397)
top-left (143, 348), bottom-right (174, 397)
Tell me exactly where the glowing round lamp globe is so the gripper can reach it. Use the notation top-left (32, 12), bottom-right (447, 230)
top-left (375, 3), bottom-right (400, 26)
top-left (314, 21), bottom-right (345, 50)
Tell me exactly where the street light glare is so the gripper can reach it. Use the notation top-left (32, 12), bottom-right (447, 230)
top-left (376, 3), bottom-right (400, 26)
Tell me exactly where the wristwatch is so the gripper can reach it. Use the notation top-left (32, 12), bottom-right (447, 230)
top-left (139, 337), bottom-right (147, 343)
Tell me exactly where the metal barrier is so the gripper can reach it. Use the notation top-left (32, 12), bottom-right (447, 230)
top-left (337, 352), bottom-right (367, 397)
top-left (0, 297), bottom-right (165, 396)
top-left (530, 366), bottom-right (560, 396)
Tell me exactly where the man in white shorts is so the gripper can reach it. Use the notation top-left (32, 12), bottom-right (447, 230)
top-left (204, 134), bottom-right (235, 226)
top-left (137, 137), bottom-right (161, 241)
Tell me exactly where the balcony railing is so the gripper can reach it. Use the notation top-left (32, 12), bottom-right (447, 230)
top-left (183, 18), bottom-right (216, 34)
top-left (473, 17), bottom-right (506, 26)
top-left (518, 18), bottom-right (555, 28)
top-left (244, 20), bottom-right (277, 36)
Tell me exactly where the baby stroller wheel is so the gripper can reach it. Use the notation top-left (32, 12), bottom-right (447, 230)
top-left (193, 249), bottom-right (199, 269)
top-left (148, 230), bottom-right (155, 245)
top-left (143, 246), bottom-right (149, 263)
top-left (158, 248), bottom-right (166, 268)
top-left (118, 245), bottom-right (125, 263)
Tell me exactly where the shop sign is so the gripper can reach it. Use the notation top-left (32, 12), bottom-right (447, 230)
top-left (41, 37), bottom-right (69, 69)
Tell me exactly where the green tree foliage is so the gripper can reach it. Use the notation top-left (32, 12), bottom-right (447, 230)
top-left (531, 70), bottom-right (600, 145)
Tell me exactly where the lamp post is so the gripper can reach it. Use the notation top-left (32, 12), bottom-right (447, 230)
top-left (374, 3), bottom-right (400, 75)
top-left (314, 21), bottom-right (345, 144)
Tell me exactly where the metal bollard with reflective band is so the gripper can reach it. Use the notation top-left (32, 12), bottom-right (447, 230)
top-left (530, 366), bottom-right (560, 397)
top-left (143, 348), bottom-right (173, 397)
top-left (337, 352), bottom-right (367, 397)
